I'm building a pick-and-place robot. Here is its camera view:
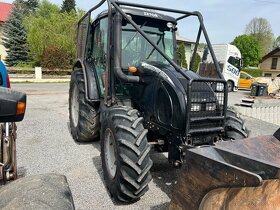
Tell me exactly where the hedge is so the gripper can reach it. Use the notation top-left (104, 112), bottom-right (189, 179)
top-left (242, 68), bottom-right (263, 77)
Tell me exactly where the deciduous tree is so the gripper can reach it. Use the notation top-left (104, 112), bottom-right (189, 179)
top-left (273, 36), bottom-right (280, 48)
top-left (245, 17), bottom-right (274, 57)
top-left (24, 0), bottom-right (83, 68)
top-left (231, 35), bottom-right (260, 67)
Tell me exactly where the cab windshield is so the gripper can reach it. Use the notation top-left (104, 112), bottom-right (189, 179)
top-left (121, 19), bottom-right (174, 67)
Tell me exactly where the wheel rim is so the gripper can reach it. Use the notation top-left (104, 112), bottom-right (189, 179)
top-left (104, 128), bottom-right (117, 179)
top-left (71, 84), bottom-right (79, 127)
top-left (227, 82), bottom-right (233, 91)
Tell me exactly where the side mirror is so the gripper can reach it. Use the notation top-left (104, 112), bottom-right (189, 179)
top-left (0, 87), bottom-right (26, 122)
top-left (240, 59), bottom-right (243, 70)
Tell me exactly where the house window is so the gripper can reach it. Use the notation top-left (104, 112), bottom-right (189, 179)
top-left (271, 58), bottom-right (278, 69)
top-left (264, 73), bottom-right (272, 77)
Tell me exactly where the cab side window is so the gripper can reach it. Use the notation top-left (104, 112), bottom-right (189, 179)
top-left (91, 18), bottom-right (108, 96)
top-left (228, 56), bottom-right (241, 70)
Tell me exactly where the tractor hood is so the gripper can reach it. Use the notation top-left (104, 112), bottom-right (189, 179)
top-left (137, 61), bottom-right (217, 103)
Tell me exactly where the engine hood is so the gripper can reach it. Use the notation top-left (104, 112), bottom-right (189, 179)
top-left (137, 61), bottom-right (199, 81)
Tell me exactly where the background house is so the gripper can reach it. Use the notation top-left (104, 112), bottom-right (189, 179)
top-left (0, 2), bottom-right (13, 63)
top-left (176, 35), bottom-right (195, 68)
top-left (260, 47), bottom-right (280, 77)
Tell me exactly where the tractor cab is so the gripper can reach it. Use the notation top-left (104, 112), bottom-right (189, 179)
top-left (85, 8), bottom-right (178, 97)
top-left (120, 9), bottom-right (177, 68)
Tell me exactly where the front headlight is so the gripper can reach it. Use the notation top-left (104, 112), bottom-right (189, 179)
top-left (206, 103), bottom-right (216, 111)
top-left (191, 103), bottom-right (201, 112)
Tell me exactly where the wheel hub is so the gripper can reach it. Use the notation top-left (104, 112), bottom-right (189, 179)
top-left (104, 128), bottom-right (117, 179)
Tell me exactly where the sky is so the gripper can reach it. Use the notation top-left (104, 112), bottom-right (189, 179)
top-left (2, 0), bottom-right (280, 44)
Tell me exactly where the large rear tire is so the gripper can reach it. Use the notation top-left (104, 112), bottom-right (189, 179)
top-left (69, 69), bottom-right (100, 142)
top-left (101, 106), bottom-right (152, 203)
top-left (224, 108), bottom-right (249, 140)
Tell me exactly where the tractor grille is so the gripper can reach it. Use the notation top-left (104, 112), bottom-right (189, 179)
top-left (186, 79), bottom-right (227, 137)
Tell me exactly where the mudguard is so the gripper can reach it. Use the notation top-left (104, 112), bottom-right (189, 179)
top-left (73, 60), bottom-right (100, 101)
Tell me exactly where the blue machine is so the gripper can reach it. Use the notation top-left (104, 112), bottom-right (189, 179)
top-left (0, 61), bottom-right (10, 88)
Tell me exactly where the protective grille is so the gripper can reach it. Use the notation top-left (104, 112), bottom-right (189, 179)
top-left (189, 80), bottom-right (225, 117)
top-left (187, 80), bottom-right (227, 135)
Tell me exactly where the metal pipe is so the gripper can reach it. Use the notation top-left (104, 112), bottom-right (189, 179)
top-left (104, 1), bottom-right (112, 105)
top-left (110, 0), bottom-right (191, 80)
top-left (78, 0), bottom-right (106, 26)
top-left (195, 13), bottom-right (224, 79)
top-left (115, 1), bottom-right (223, 80)
top-left (5, 123), bottom-right (9, 137)
top-left (113, 11), bottom-right (140, 83)
top-left (3, 136), bottom-right (11, 169)
top-left (116, 1), bottom-right (196, 16)
top-left (176, 14), bottom-right (192, 21)
top-left (81, 0), bottom-right (224, 82)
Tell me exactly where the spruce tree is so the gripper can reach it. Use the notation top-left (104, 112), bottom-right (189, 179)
top-left (2, 5), bottom-right (30, 66)
top-left (177, 43), bottom-right (188, 69)
top-left (61, 0), bottom-right (76, 13)
top-left (15, 0), bottom-right (39, 13)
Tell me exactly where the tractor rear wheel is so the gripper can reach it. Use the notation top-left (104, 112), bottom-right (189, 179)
top-left (101, 106), bottom-right (152, 203)
top-left (224, 108), bottom-right (249, 140)
top-left (69, 69), bottom-right (100, 142)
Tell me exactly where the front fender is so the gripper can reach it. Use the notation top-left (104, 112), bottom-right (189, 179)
top-left (73, 59), bottom-right (99, 101)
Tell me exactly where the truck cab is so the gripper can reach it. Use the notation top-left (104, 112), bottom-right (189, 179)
top-left (200, 44), bottom-right (242, 92)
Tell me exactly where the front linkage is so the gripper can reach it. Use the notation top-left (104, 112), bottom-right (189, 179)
top-left (0, 122), bottom-right (17, 185)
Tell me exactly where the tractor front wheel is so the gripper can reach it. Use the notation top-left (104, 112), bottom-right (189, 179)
top-left (224, 108), bottom-right (249, 140)
top-left (101, 106), bottom-right (152, 203)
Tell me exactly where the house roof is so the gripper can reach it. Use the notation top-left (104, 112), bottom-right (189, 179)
top-left (262, 47), bottom-right (280, 62)
top-left (0, 2), bottom-right (13, 23)
top-left (176, 35), bottom-right (195, 44)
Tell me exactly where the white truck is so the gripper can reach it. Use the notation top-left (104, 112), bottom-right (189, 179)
top-left (199, 44), bottom-right (242, 92)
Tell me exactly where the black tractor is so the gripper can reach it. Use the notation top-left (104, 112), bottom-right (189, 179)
top-left (69, 0), bottom-right (248, 203)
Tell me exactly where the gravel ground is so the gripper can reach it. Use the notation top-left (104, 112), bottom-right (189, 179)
top-left (9, 83), bottom-right (279, 210)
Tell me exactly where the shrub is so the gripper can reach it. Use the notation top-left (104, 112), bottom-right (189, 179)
top-left (14, 62), bottom-right (35, 68)
top-left (242, 68), bottom-right (263, 77)
top-left (41, 46), bottom-right (70, 69)
top-left (192, 53), bottom-right (201, 72)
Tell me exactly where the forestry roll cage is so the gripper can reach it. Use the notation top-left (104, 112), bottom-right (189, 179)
top-left (77, 0), bottom-right (228, 131)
